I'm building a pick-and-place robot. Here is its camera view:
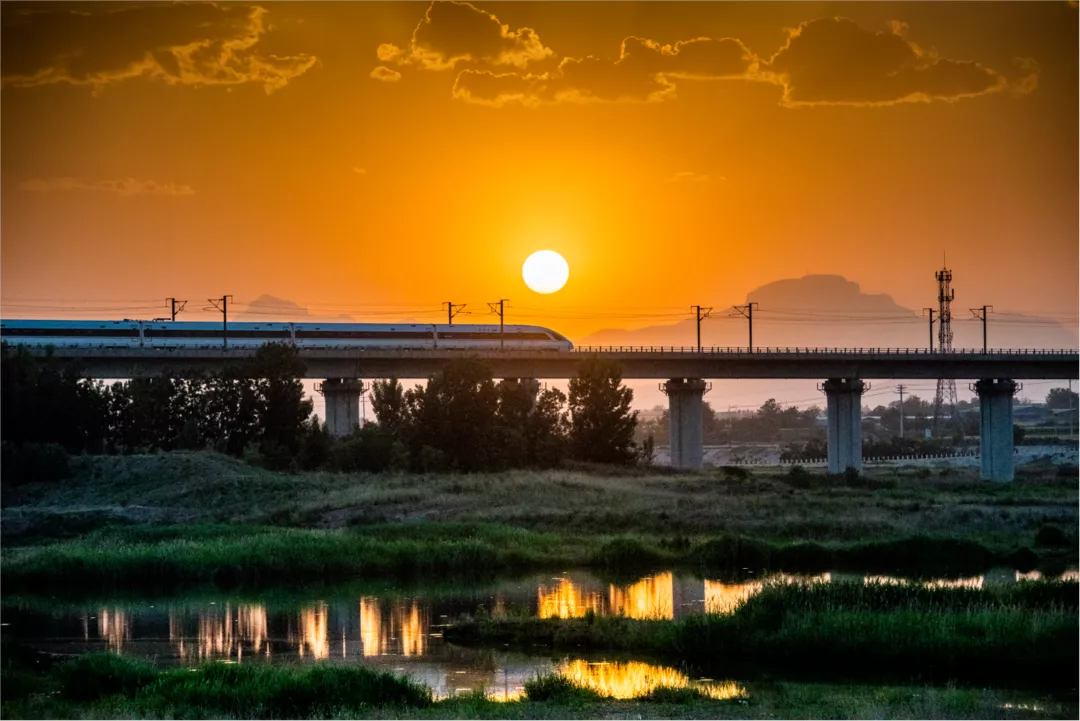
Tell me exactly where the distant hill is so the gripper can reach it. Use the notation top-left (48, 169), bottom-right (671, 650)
top-left (234, 295), bottom-right (360, 323)
top-left (579, 275), bottom-right (1078, 351)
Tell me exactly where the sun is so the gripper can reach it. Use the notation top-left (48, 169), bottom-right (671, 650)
top-left (522, 250), bottom-right (570, 294)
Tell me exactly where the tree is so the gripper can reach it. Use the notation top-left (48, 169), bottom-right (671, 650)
top-left (1046, 387), bottom-right (1079, 410)
top-left (246, 343), bottom-right (312, 462)
top-left (567, 357), bottom-right (638, 464)
top-left (407, 358), bottom-right (501, 471)
top-left (701, 401), bottom-right (721, 443)
top-left (0, 344), bottom-right (109, 454)
top-left (298, 417), bottom-right (331, 470)
top-left (371, 378), bottom-right (410, 436)
top-left (197, 370), bottom-right (262, 456)
top-left (757, 398), bottom-right (782, 435)
top-left (494, 380), bottom-right (534, 468)
top-left (526, 387), bottom-right (569, 467)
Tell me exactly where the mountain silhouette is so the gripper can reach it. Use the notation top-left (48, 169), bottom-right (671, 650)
top-left (579, 275), bottom-right (1077, 351)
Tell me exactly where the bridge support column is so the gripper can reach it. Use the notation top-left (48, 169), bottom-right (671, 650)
top-left (822, 378), bottom-right (866, 474)
top-left (317, 379), bottom-right (364, 438)
top-left (663, 379), bottom-right (708, 470)
top-left (974, 378), bottom-right (1018, 482)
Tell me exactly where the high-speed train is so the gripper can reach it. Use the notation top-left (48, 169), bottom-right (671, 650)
top-left (0, 319), bottom-right (574, 351)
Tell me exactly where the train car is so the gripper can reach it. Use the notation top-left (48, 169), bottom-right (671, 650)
top-left (141, 321), bottom-right (293, 349)
top-left (431, 324), bottom-right (569, 351)
top-left (291, 323), bottom-right (437, 350)
top-left (0, 319), bottom-right (142, 348)
top-left (0, 319), bottom-right (574, 352)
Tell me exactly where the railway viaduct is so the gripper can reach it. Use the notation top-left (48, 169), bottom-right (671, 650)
top-left (20, 345), bottom-right (1079, 482)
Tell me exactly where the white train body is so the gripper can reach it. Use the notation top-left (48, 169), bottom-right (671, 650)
top-left (0, 320), bottom-right (574, 352)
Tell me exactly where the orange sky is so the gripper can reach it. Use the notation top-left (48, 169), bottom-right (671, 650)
top-left (2, 1), bottom-right (1078, 341)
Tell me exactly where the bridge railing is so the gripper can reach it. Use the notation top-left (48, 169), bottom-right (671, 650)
top-left (569, 346), bottom-right (1079, 355)
top-left (7, 343), bottom-right (1079, 355)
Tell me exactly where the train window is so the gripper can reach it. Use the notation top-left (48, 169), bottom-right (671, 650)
top-left (294, 330), bottom-right (433, 339)
top-left (144, 329), bottom-right (290, 339)
top-left (439, 331), bottom-right (552, 340)
top-left (0, 327), bottom-right (138, 337)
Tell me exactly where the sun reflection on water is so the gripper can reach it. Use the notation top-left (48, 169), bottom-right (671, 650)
top-left (703, 574), bottom-right (831, 615)
top-left (296, 603), bottom-right (329, 659)
top-left (98, 608), bottom-right (129, 653)
top-left (557, 660), bottom-right (745, 700)
top-left (360, 598), bottom-right (428, 656)
top-left (398, 603), bottom-right (426, 657)
top-left (170, 603), bottom-right (269, 661)
top-left (538, 579), bottom-right (603, 619)
top-left (360, 598), bottom-right (383, 656)
top-left (609, 573), bottom-right (674, 619)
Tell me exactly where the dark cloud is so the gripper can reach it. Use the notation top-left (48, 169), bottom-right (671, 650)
top-left (383, 6), bottom-right (1039, 109)
top-left (452, 69), bottom-right (549, 107)
top-left (1, 4), bottom-right (316, 93)
top-left (452, 35), bottom-right (755, 106)
top-left (378, 1), bottom-right (552, 71)
top-left (763, 17), bottom-right (1031, 106)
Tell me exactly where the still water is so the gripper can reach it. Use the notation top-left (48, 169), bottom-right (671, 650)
top-left (3, 567), bottom-right (1076, 701)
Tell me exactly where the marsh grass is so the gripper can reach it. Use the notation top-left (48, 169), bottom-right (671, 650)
top-left (2, 651), bottom-right (433, 718)
top-left (523, 674), bottom-right (606, 703)
top-left (446, 581), bottom-right (1080, 690)
top-left (1, 524), bottom-right (585, 592)
top-left (4, 653), bottom-right (1075, 720)
top-left (1, 522), bottom-right (1059, 593)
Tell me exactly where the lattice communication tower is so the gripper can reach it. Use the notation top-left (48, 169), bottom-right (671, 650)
top-left (932, 266), bottom-right (960, 432)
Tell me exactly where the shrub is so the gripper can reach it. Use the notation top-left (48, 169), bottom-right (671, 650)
top-left (524, 673), bottom-right (604, 703)
top-left (1035, 525), bottom-right (1070, 548)
top-left (838, 537), bottom-right (996, 575)
top-left (592, 536), bottom-right (667, 570)
top-left (774, 542), bottom-right (834, 572)
top-left (692, 536), bottom-right (773, 573)
top-left (784, 465), bottom-right (814, 488)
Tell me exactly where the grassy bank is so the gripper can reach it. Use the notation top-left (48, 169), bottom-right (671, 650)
top-left (444, 581), bottom-right (1080, 690)
top-left (3, 451), bottom-right (1076, 551)
top-left (3, 650), bottom-right (1074, 720)
top-left (0, 520), bottom-right (1064, 593)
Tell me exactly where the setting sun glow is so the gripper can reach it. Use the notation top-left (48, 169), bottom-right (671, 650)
top-left (522, 250), bottom-right (570, 294)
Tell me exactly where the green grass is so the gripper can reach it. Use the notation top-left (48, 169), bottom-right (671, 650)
top-left (2, 521), bottom-right (1055, 594)
top-left (444, 581), bottom-right (1080, 690)
top-left (3, 451), bottom-right (1075, 551)
top-left (2, 651), bottom-right (433, 719)
top-left (0, 523), bottom-right (587, 592)
top-left (3, 653), bottom-right (1075, 719)
top-left (2, 451), bottom-right (1075, 591)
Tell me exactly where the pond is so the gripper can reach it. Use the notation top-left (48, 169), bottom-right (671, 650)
top-left (3, 567), bottom-right (1076, 701)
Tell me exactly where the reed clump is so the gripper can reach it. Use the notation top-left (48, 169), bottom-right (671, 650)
top-left (445, 580), bottom-right (1080, 690)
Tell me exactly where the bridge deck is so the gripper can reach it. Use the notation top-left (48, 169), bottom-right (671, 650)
top-left (16, 345), bottom-right (1079, 380)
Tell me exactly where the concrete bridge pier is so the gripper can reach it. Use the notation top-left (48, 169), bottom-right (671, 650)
top-left (974, 378), bottom-right (1019, 482)
top-left (663, 378), bottom-right (708, 469)
top-left (822, 378), bottom-right (866, 474)
top-left (317, 378), bottom-right (365, 437)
